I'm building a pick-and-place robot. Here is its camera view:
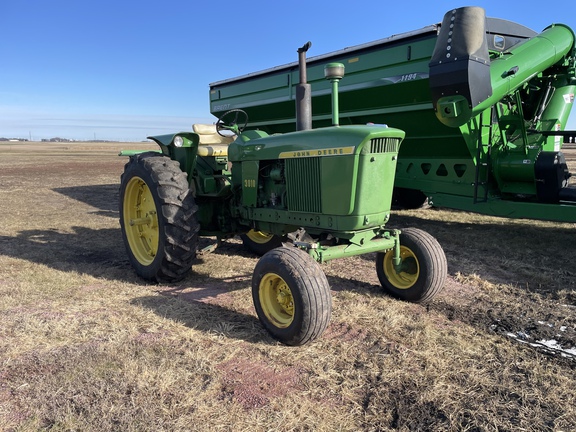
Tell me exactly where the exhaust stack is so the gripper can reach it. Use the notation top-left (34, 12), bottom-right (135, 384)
top-left (296, 42), bottom-right (312, 131)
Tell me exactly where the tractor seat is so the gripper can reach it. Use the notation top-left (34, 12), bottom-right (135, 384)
top-left (193, 124), bottom-right (234, 157)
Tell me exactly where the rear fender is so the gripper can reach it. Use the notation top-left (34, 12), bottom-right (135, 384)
top-left (147, 132), bottom-right (200, 180)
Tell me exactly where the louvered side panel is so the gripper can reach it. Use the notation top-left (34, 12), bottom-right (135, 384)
top-left (370, 137), bottom-right (400, 154)
top-left (285, 158), bottom-right (322, 213)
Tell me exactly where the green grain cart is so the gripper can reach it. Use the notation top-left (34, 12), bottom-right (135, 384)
top-left (209, 6), bottom-right (576, 221)
top-left (120, 50), bottom-right (447, 346)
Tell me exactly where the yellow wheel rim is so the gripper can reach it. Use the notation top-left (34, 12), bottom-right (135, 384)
top-left (383, 246), bottom-right (420, 289)
top-left (123, 176), bottom-right (159, 265)
top-left (246, 230), bottom-right (275, 244)
top-left (259, 273), bottom-right (295, 328)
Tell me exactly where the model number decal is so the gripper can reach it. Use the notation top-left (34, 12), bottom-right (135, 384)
top-left (381, 72), bottom-right (427, 84)
top-left (212, 104), bottom-right (231, 111)
top-left (244, 179), bottom-right (256, 188)
top-left (399, 73), bottom-right (418, 82)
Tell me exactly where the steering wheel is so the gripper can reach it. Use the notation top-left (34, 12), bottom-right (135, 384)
top-left (215, 109), bottom-right (249, 137)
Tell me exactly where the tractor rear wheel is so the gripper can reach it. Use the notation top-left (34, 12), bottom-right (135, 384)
top-left (120, 152), bottom-right (199, 282)
top-left (376, 228), bottom-right (446, 303)
top-left (240, 230), bottom-right (284, 256)
top-left (252, 247), bottom-right (331, 345)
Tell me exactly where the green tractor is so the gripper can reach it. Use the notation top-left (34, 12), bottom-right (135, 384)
top-left (119, 47), bottom-right (447, 346)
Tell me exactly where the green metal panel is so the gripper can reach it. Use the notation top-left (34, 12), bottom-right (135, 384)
top-left (430, 192), bottom-right (576, 222)
top-left (395, 158), bottom-right (477, 201)
top-left (241, 161), bottom-right (259, 206)
top-left (320, 155), bottom-right (356, 215)
top-left (147, 132), bottom-right (201, 183)
top-left (541, 82), bottom-right (576, 152)
top-left (354, 151), bottom-right (398, 216)
top-left (212, 73), bottom-right (290, 101)
top-left (249, 207), bottom-right (392, 235)
top-left (210, 32), bottom-right (440, 134)
top-left (228, 125), bottom-right (402, 161)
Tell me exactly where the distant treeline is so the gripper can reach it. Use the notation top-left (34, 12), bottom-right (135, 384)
top-left (0, 137), bottom-right (122, 142)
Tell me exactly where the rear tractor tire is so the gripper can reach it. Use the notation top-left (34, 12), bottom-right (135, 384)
top-left (252, 247), bottom-right (332, 346)
top-left (119, 152), bottom-right (199, 282)
top-left (241, 230), bottom-right (284, 256)
top-left (376, 228), bottom-right (447, 303)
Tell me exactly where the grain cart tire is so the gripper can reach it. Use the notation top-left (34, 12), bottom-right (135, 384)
top-left (252, 247), bottom-right (331, 346)
top-left (240, 230), bottom-right (284, 256)
top-left (376, 228), bottom-right (446, 303)
top-left (120, 152), bottom-right (199, 282)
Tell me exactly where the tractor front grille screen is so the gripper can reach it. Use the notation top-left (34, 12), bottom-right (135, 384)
top-left (370, 137), bottom-right (400, 154)
top-left (285, 158), bottom-right (322, 213)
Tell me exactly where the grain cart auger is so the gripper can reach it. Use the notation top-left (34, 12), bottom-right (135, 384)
top-left (119, 43), bottom-right (447, 346)
top-left (209, 6), bottom-right (576, 223)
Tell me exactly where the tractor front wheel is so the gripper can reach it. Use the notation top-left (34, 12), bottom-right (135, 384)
top-left (120, 152), bottom-right (199, 282)
top-left (376, 228), bottom-right (446, 303)
top-left (241, 230), bottom-right (284, 256)
top-left (252, 247), bottom-right (331, 345)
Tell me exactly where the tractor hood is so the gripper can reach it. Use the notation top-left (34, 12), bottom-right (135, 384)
top-left (227, 125), bottom-right (405, 162)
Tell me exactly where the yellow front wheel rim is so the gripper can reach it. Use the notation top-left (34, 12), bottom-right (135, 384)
top-left (383, 246), bottom-right (420, 289)
top-left (246, 230), bottom-right (275, 245)
top-left (259, 273), bottom-right (295, 328)
top-left (123, 176), bottom-right (159, 265)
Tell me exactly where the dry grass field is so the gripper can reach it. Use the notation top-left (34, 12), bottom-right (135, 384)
top-left (0, 141), bottom-right (575, 431)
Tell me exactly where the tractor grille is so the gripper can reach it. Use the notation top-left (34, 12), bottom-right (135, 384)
top-left (370, 137), bottom-right (400, 154)
top-left (285, 158), bottom-right (322, 213)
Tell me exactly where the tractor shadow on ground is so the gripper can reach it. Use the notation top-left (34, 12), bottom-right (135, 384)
top-left (1, 225), bottom-right (278, 344)
top-left (0, 225), bottom-right (238, 284)
top-left (132, 294), bottom-right (274, 345)
top-left (0, 226), bottom-right (135, 281)
top-left (53, 184), bottom-right (120, 218)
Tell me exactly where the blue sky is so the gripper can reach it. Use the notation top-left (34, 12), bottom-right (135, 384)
top-left (1, 1), bottom-right (575, 141)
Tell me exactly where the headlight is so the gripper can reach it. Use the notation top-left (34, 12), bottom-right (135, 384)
top-left (174, 136), bottom-right (184, 147)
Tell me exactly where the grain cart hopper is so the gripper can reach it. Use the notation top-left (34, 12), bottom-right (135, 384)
top-left (119, 46), bottom-right (447, 346)
top-left (209, 6), bottom-right (576, 222)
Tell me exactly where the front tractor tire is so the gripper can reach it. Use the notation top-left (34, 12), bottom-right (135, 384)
top-left (120, 152), bottom-right (199, 282)
top-left (376, 228), bottom-right (447, 303)
top-left (240, 230), bottom-right (284, 256)
top-left (252, 247), bottom-right (332, 346)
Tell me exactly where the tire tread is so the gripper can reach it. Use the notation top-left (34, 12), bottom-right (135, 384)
top-left (120, 152), bottom-right (199, 282)
top-left (252, 247), bottom-right (331, 345)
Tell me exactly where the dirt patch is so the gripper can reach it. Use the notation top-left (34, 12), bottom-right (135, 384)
top-left (217, 358), bottom-right (304, 409)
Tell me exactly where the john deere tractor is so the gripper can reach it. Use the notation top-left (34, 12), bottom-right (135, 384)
top-left (119, 45), bottom-right (447, 345)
